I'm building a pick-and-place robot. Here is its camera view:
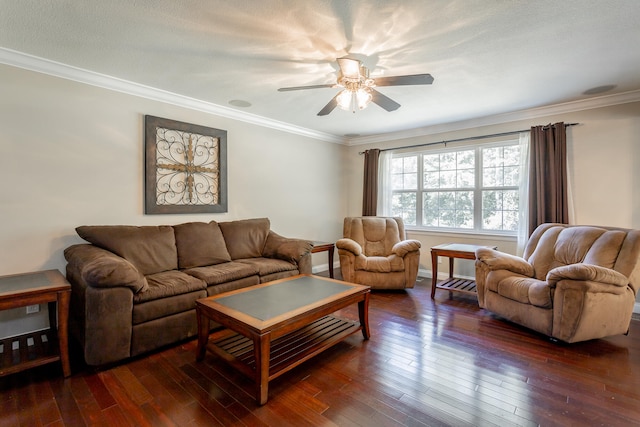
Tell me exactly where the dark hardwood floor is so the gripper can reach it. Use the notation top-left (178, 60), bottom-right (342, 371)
top-left (2, 271), bottom-right (640, 426)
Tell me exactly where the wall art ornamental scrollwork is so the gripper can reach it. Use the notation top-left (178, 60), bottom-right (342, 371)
top-left (144, 115), bottom-right (227, 214)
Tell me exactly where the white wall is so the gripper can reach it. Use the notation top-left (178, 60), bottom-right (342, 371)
top-left (0, 64), bottom-right (348, 337)
top-left (345, 101), bottom-right (640, 301)
top-left (2, 62), bottom-right (639, 338)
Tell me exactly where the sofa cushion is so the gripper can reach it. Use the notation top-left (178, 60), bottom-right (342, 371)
top-left (134, 270), bottom-right (207, 303)
top-left (488, 270), bottom-right (552, 308)
top-left (76, 225), bottom-right (177, 275)
top-left (354, 255), bottom-right (404, 272)
top-left (183, 261), bottom-right (259, 286)
top-left (173, 221), bottom-right (232, 269)
top-left (219, 218), bottom-right (270, 259)
top-left (237, 257), bottom-right (298, 276)
top-left (133, 289), bottom-right (206, 325)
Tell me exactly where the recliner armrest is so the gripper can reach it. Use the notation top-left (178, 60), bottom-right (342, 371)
top-left (547, 264), bottom-right (629, 287)
top-left (392, 239), bottom-right (421, 257)
top-left (475, 248), bottom-right (535, 277)
top-left (336, 238), bottom-right (362, 256)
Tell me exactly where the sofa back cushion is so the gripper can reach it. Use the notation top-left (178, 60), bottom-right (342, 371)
top-left (76, 225), bottom-right (177, 275)
top-left (219, 218), bottom-right (270, 259)
top-left (173, 221), bottom-right (231, 269)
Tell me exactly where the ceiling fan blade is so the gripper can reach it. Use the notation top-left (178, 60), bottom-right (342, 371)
top-left (371, 89), bottom-right (401, 112)
top-left (374, 74), bottom-right (434, 87)
top-left (278, 84), bottom-right (335, 92)
top-left (337, 57), bottom-right (361, 79)
top-left (317, 95), bottom-right (339, 116)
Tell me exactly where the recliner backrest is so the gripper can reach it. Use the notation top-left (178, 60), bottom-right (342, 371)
top-left (524, 223), bottom-right (640, 292)
top-left (343, 217), bottom-right (405, 257)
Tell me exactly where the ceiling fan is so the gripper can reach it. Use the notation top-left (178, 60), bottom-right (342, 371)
top-left (278, 57), bottom-right (434, 116)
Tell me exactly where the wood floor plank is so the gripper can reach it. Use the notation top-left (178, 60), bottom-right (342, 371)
top-left (68, 375), bottom-right (106, 425)
top-left (99, 370), bottom-right (155, 427)
top-left (110, 365), bottom-right (153, 406)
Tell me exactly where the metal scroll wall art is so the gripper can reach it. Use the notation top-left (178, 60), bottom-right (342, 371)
top-left (144, 115), bottom-right (227, 214)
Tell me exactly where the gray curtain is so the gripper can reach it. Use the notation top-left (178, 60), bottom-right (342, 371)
top-left (528, 122), bottom-right (568, 235)
top-left (362, 149), bottom-right (380, 216)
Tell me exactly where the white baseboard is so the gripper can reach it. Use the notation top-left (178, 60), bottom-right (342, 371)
top-left (312, 262), bottom-right (338, 274)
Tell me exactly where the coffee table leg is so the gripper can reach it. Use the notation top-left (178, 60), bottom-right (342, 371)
top-left (254, 333), bottom-right (271, 405)
top-left (195, 306), bottom-right (208, 362)
top-left (358, 292), bottom-right (371, 340)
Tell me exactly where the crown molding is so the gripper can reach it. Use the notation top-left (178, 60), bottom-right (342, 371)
top-left (0, 47), bottom-right (344, 144)
top-left (348, 89), bottom-right (640, 146)
top-left (3, 47), bottom-right (639, 147)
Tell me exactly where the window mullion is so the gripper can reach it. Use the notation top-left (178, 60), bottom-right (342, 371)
top-left (474, 147), bottom-right (482, 230)
top-left (416, 154), bottom-right (423, 226)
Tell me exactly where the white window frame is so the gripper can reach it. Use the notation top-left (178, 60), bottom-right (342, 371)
top-left (385, 139), bottom-right (521, 236)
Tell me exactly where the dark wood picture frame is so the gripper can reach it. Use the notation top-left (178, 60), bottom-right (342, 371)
top-left (144, 115), bottom-right (227, 214)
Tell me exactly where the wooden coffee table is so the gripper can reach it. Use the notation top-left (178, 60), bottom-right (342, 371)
top-left (195, 274), bottom-right (370, 405)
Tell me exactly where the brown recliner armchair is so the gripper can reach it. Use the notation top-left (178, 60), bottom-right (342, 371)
top-left (475, 223), bottom-right (640, 343)
top-left (336, 217), bottom-right (421, 290)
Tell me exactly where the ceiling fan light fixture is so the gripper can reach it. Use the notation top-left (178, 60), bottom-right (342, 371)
top-left (278, 57), bottom-right (433, 116)
top-left (337, 88), bottom-right (372, 112)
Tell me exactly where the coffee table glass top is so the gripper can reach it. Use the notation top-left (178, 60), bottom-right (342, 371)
top-left (214, 275), bottom-right (356, 321)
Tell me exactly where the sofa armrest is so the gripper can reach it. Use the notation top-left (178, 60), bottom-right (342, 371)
top-left (392, 239), bottom-right (421, 257)
top-left (336, 238), bottom-right (362, 256)
top-left (475, 248), bottom-right (535, 277)
top-left (262, 231), bottom-right (313, 263)
top-left (64, 244), bottom-right (148, 293)
top-left (547, 264), bottom-right (629, 288)
top-left (65, 255), bottom-right (135, 366)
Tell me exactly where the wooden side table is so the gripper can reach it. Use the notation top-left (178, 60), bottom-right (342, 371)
top-left (311, 241), bottom-right (335, 278)
top-left (0, 270), bottom-right (71, 377)
top-left (430, 243), bottom-right (497, 299)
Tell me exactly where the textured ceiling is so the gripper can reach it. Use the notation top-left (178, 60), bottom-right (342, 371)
top-left (2, 0), bottom-right (640, 139)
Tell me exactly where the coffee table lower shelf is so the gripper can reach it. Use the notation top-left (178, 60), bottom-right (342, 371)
top-left (207, 315), bottom-right (360, 382)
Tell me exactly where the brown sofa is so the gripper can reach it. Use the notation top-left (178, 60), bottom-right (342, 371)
top-left (64, 218), bottom-right (312, 366)
top-left (475, 223), bottom-right (640, 343)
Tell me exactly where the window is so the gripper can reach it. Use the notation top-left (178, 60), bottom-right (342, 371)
top-left (387, 140), bottom-right (521, 233)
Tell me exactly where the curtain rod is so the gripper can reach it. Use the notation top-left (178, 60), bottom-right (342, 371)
top-left (359, 122), bottom-right (580, 154)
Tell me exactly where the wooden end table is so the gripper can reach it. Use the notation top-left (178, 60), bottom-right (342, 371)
top-left (311, 241), bottom-right (335, 278)
top-left (430, 243), bottom-right (497, 299)
top-left (0, 269), bottom-right (71, 377)
top-left (196, 274), bottom-right (369, 405)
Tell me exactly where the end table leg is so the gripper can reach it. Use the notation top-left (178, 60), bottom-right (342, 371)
top-left (431, 250), bottom-right (438, 299)
top-left (358, 292), bottom-right (371, 340)
top-left (57, 289), bottom-right (71, 377)
top-left (195, 306), bottom-right (208, 362)
top-left (254, 333), bottom-right (271, 405)
top-left (328, 245), bottom-right (335, 279)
